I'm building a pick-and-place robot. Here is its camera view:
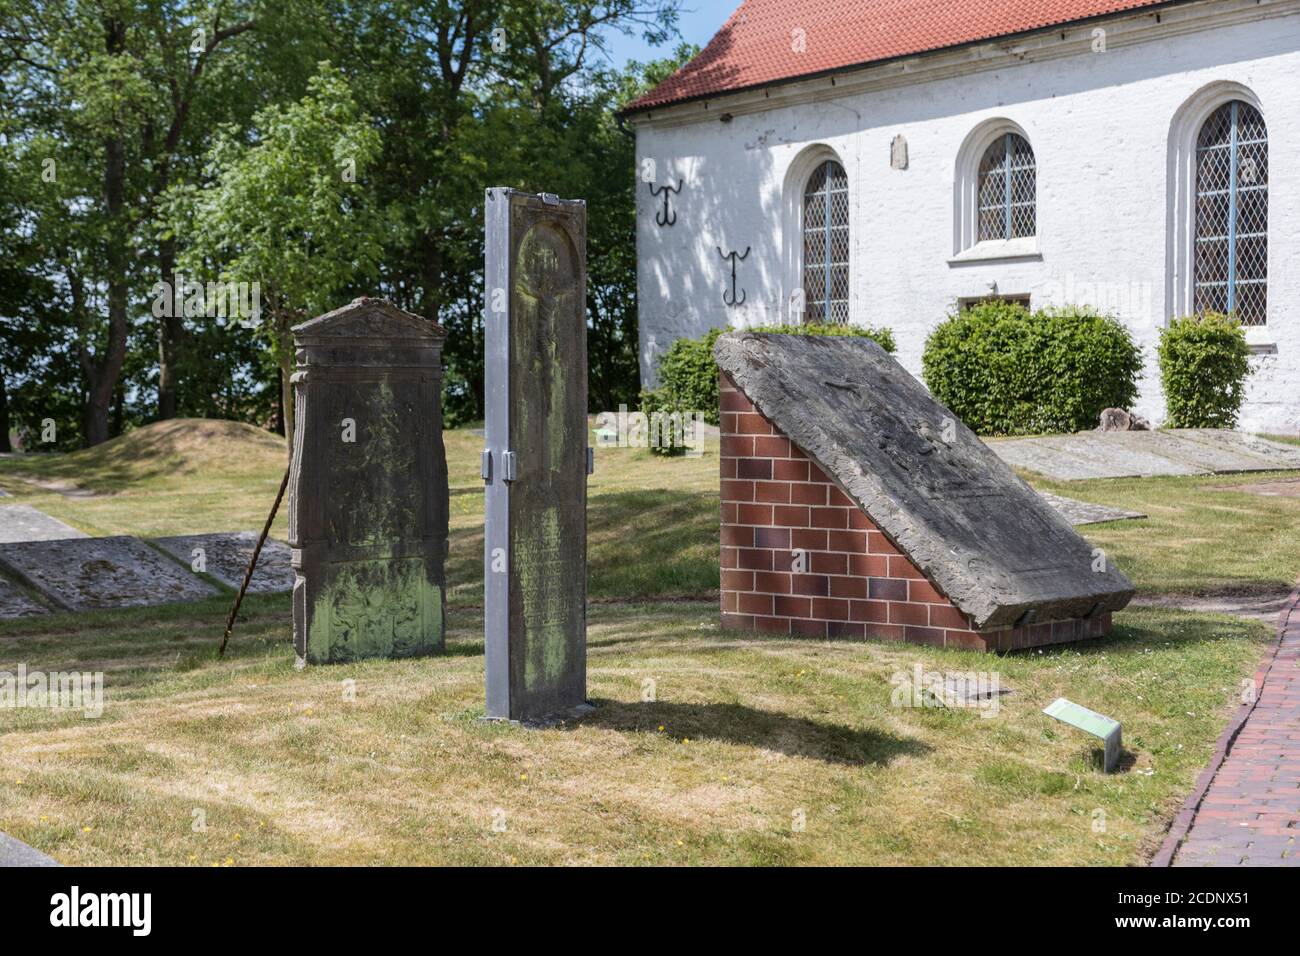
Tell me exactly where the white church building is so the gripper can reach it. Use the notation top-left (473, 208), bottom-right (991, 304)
top-left (625, 0), bottom-right (1300, 434)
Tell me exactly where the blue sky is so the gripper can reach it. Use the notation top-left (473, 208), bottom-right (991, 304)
top-left (596, 0), bottom-right (737, 69)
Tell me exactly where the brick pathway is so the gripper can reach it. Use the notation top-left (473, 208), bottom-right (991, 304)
top-left (1162, 587), bottom-right (1300, 866)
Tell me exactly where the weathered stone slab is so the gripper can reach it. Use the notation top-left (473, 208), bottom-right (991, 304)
top-left (993, 430), bottom-right (1300, 480)
top-left (1176, 429), bottom-right (1300, 471)
top-left (0, 535), bottom-right (218, 611)
top-left (0, 831), bottom-right (60, 867)
top-left (289, 298), bottom-right (448, 665)
top-left (1037, 492), bottom-right (1146, 526)
top-left (483, 188), bottom-right (589, 722)
top-left (714, 333), bottom-right (1134, 630)
top-left (151, 532), bottom-right (294, 593)
top-left (0, 505), bottom-right (88, 543)
top-left (0, 576), bottom-right (48, 618)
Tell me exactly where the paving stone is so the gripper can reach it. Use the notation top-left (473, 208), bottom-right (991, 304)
top-left (993, 430), bottom-right (1300, 481)
top-left (714, 332), bottom-right (1135, 630)
top-left (0, 535), bottom-right (218, 611)
top-left (151, 532), bottom-right (293, 593)
top-left (1037, 492), bottom-right (1146, 526)
top-left (0, 831), bottom-right (59, 867)
top-left (0, 576), bottom-right (48, 618)
top-left (0, 504), bottom-right (88, 543)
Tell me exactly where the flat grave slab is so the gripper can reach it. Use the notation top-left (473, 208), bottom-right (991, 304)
top-left (0, 576), bottom-right (49, 618)
top-left (151, 532), bottom-right (294, 593)
top-left (993, 430), bottom-right (1300, 481)
top-left (0, 505), bottom-right (88, 543)
top-left (0, 831), bottom-right (59, 867)
top-left (0, 535), bottom-right (218, 611)
top-left (1037, 492), bottom-right (1146, 526)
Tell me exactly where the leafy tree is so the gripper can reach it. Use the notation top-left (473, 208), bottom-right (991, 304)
top-left (163, 62), bottom-right (384, 444)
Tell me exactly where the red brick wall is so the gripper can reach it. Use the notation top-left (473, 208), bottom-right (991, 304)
top-left (719, 372), bottom-right (1110, 652)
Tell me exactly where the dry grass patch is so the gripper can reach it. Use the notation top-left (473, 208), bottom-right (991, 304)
top-left (0, 599), bottom-right (1267, 866)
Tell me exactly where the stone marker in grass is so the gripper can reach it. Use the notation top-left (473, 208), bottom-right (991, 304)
top-left (1043, 697), bottom-right (1122, 772)
top-left (288, 298), bottom-right (449, 666)
top-left (482, 188), bottom-right (591, 722)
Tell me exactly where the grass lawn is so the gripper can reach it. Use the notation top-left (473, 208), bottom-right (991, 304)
top-left (0, 596), bottom-right (1266, 865)
top-left (0, 418), bottom-right (1292, 865)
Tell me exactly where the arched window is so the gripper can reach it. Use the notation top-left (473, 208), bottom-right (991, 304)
top-left (802, 160), bottom-right (849, 324)
top-left (1194, 100), bottom-right (1267, 324)
top-left (977, 133), bottom-right (1036, 242)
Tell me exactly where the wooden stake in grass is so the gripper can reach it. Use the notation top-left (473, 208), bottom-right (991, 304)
top-left (219, 466), bottom-right (291, 657)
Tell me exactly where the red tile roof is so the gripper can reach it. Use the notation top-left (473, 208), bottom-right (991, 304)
top-left (625, 0), bottom-right (1177, 112)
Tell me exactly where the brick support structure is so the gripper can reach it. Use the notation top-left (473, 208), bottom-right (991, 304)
top-left (719, 372), bottom-right (1111, 652)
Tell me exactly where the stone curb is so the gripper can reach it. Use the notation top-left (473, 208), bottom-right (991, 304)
top-left (1150, 583), bottom-right (1300, 867)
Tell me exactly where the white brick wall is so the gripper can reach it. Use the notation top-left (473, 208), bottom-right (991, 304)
top-left (633, 0), bottom-right (1300, 434)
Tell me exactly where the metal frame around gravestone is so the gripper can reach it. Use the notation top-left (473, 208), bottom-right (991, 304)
top-left (289, 297), bottom-right (449, 666)
top-left (483, 188), bottom-right (590, 722)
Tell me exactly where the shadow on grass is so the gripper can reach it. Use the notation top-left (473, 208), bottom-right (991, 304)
top-left (447, 488), bottom-right (719, 606)
top-left (574, 699), bottom-right (929, 767)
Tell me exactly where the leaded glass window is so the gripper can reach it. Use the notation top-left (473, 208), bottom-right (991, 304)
top-left (802, 160), bottom-right (849, 324)
top-left (1194, 100), bottom-right (1268, 325)
top-left (977, 133), bottom-right (1036, 242)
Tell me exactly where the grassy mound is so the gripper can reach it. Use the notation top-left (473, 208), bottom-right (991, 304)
top-left (4, 419), bottom-right (286, 491)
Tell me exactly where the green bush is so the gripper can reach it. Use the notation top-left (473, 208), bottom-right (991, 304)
top-left (641, 323), bottom-right (895, 455)
top-left (922, 302), bottom-right (1143, 436)
top-left (1158, 312), bottom-right (1251, 428)
top-left (748, 322), bottom-right (897, 354)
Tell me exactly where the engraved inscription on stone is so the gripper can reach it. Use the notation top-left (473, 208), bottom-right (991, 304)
top-left (289, 298), bottom-right (449, 666)
top-left (484, 188), bottom-right (589, 722)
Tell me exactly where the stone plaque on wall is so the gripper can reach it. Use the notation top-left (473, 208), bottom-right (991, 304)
top-left (289, 298), bottom-right (449, 666)
top-left (483, 188), bottom-right (589, 722)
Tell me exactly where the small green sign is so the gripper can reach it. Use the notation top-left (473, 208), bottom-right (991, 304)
top-left (1043, 697), bottom-right (1122, 772)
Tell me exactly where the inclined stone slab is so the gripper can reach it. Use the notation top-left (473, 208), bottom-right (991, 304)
top-left (151, 532), bottom-right (294, 593)
top-left (289, 298), bottom-right (449, 665)
top-left (0, 831), bottom-right (60, 867)
top-left (0, 535), bottom-right (218, 611)
top-left (483, 188), bottom-right (590, 722)
top-left (0, 576), bottom-right (49, 618)
top-left (714, 333), bottom-right (1135, 630)
top-left (0, 505), bottom-right (88, 544)
top-left (1037, 492), bottom-right (1146, 526)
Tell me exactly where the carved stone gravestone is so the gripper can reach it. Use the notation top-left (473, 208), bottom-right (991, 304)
top-left (483, 188), bottom-right (590, 722)
top-left (289, 298), bottom-right (449, 666)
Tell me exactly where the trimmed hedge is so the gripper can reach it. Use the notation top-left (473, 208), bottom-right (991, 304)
top-left (1158, 312), bottom-right (1251, 428)
top-left (641, 323), bottom-right (895, 454)
top-left (922, 303), bottom-right (1143, 436)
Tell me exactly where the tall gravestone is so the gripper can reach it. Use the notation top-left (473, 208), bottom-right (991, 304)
top-left (483, 188), bottom-right (590, 722)
top-left (289, 297), bottom-right (449, 666)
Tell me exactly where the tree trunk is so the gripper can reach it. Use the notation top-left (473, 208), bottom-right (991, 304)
top-left (157, 237), bottom-right (183, 419)
top-left (0, 374), bottom-right (11, 453)
top-left (277, 310), bottom-right (295, 453)
top-left (83, 15), bottom-right (131, 447)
